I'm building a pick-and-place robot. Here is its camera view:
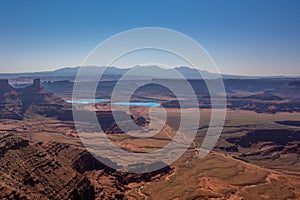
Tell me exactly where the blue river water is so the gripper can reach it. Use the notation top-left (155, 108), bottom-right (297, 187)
top-left (113, 102), bottom-right (160, 107)
top-left (66, 99), bottom-right (109, 104)
top-left (66, 99), bottom-right (160, 107)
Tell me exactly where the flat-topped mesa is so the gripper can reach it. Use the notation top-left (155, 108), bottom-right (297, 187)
top-left (0, 79), bottom-right (14, 94)
top-left (0, 78), bottom-right (72, 120)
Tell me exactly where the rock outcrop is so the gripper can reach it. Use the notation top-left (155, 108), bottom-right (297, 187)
top-left (0, 134), bottom-right (96, 200)
top-left (245, 92), bottom-right (283, 101)
top-left (0, 80), bottom-right (23, 120)
top-left (271, 81), bottom-right (300, 100)
top-left (0, 79), bottom-right (14, 94)
top-left (226, 129), bottom-right (300, 149)
top-left (0, 79), bottom-right (72, 120)
top-left (223, 129), bottom-right (300, 171)
top-left (275, 120), bottom-right (300, 127)
top-left (72, 110), bottom-right (149, 134)
top-left (0, 133), bottom-right (172, 200)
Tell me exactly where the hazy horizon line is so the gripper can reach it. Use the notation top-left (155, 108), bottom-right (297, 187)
top-left (1, 65), bottom-right (299, 77)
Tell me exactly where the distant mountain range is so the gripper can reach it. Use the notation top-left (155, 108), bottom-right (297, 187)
top-left (0, 65), bottom-right (299, 81)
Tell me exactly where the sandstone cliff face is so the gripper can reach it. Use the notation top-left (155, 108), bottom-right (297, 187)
top-left (0, 79), bottom-right (72, 120)
top-left (0, 133), bottom-right (172, 200)
top-left (98, 111), bottom-right (148, 134)
top-left (72, 110), bottom-right (149, 134)
top-left (0, 80), bottom-right (23, 120)
top-left (0, 79), bottom-right (14, 94)
top-left (272, 81), bottom-right (300, 100)
top-left (71, 150), bottom-right (117, 173)
top-left (0, 133), bottom-right (29, 155)
top-left (0, 134), bottom-right (95, 200)
top-left (223, 129), bottom-right (300, 171)
top-left (162, 93), bottom-right (300, 114)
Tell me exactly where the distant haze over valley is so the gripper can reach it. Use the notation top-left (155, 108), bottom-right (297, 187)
top-left (0, 65), bottom-right (299, 81)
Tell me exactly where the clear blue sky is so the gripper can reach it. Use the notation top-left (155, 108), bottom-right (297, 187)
top-left (0, 0), bottom-right (299, 75)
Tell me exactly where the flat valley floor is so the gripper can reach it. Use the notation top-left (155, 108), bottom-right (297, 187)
top-left (1, 108), bottom-right (300, 199)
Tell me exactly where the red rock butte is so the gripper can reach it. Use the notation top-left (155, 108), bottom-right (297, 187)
top-left (0, 79), bottom-right (72, 120)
